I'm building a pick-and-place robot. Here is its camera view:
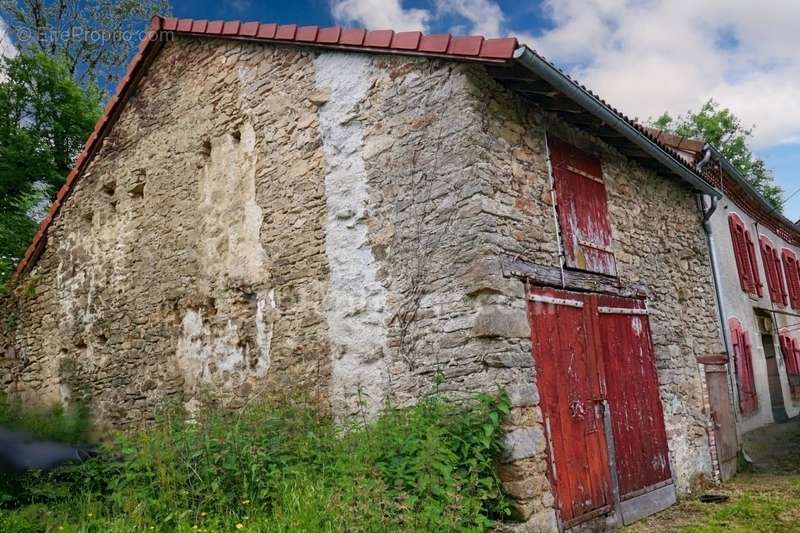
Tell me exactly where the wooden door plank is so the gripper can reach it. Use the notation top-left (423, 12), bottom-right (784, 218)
top-left (528, 287), bottom-right (613, 523)
top-left (596, 294), bottom-right (672, 498)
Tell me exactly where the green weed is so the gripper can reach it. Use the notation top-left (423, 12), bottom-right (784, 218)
top-left (0, 391), bottom-right (512, 531)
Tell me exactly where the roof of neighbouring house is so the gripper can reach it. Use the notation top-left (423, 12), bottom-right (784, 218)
top-left (14, 15), bottom-right (721, 276)
top-left (647, 127), bottom-right (800, 245)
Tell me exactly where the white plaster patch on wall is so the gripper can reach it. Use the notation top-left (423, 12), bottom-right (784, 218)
top-left (176, 305), bottom-right (272, 396)
top-left (664, 395), bottom-right (712, 493)
top-left (55, 231), bottom-right (97, 332)
top-left (254, 288), bottom-right (276, 376)
top-left (197, 119), bottom-right (266, 288)
top-left (315, 52), bottom-right (389, 421)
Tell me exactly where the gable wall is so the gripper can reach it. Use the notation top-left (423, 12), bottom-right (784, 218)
top-left (2, 37), bottom-right (334, 420)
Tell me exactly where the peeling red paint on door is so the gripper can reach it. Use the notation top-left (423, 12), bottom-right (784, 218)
top-left (528, 287), bottom-right (612, 524)
top-left (597, 295), bottom-right (673, 497)
top-left (548, 136), bottom-right (616, 276)
top-left (529, 287), bottom-right (674, 526)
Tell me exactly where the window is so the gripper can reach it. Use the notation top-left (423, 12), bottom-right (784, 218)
top-left (728, 213), bottom-right (761, 297)
top-left (781, 248), bottom-right (800, 310)
top-left (760, 236), bottom-right (787, 306)
top-left (778, 331), bottom-right (800, 400)
top-left (729, 318), bottom-right (758, 415)
top-left (548, 135), bottom-right (616, 276)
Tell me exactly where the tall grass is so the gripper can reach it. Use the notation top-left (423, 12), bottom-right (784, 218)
top-left (0, 391), bottom-right (511, 532)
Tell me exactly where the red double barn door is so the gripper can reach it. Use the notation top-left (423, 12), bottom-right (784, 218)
top-left (528, 287), bottom-right (674, 526)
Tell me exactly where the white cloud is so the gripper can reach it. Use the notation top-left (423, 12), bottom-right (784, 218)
top-left (0, 16), bottom-right (17, 61)
top-left (330, 0), bottom-right (431, 32)
top-left (329, 0), bottom-right (505, 36)
top-left (229, 0), bottom-right (253, 14)
top-left (436, 0), bottom-right (505, 37)
top-left (526, 0), bottom-right (800, 147)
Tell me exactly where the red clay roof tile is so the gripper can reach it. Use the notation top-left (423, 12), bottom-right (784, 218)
top-left (391, 31), bottom-right (422, 50)
top-left (339, 28), bottom-right (366, 46)
top-left (256, 23), bottom-right (277, 39)
top-left (448, 36), bottom-right (483, 56)
top-left (296, 25), bottom-right (319, 42)
top-left (364, 29), bottom-right (394, 48)
top-left (275, 24), bottom-right (297, 40)
top-left (317, 27), bottom-right (341, 44)
top-left (191, 19), bottom-right (208, 33)
top-left (206, 20), bottom-right (224, 34)
top-left (240, 21), bottom-right (260, 37)
top-left (176, 19), bottom-right (193, 32)
top-left (222, 21), bottom-right (240, 35)
top-left (418, 34), bottom-right (451, 53)
top-left (479, 37), bottom-right (517, 59)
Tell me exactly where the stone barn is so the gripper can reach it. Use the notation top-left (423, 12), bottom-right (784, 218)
top-left (1, 16), bottom-right (727, 530)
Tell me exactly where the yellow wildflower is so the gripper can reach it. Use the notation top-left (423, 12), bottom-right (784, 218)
top-left (235, 524), bottom-right (244, 530)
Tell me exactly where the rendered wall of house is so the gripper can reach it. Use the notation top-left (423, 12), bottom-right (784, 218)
top-left (709, 199), bottom-right (800, 434)
top-left (0, 35), bottom-right (722, 530)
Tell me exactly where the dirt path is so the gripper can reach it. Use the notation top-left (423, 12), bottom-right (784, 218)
top-left (625, 418), bottom-right (800, 532)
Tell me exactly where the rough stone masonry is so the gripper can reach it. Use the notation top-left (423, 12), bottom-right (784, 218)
top-left (0, 35), bottom-right (724, 528)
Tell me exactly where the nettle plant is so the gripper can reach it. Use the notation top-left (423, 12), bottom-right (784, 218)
top-left (0, 389), bottom-right (512, 532)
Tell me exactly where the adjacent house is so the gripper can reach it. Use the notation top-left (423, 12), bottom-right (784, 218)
top-left (0, 16), bottom-right (730, 530)
top-left (652, 130), bottom-right (800, 464)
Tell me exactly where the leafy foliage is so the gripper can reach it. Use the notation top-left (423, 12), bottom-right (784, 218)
top-left (0, 391), bottom-right (512, 531)
top-left (0, 50), bottom-right (101, 287)
top-left (0, 0), bottom-right (170, 88)
top-left (651, 99), bottom-right (783, 210)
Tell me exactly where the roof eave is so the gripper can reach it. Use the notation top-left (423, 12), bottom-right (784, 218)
top-left (706, 144), bottom-right (800, 231)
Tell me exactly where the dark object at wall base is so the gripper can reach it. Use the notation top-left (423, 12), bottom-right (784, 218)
top-left (0, 426), bottom-right (95, 473)
top-left (699, 494), bottom-right (730, 504)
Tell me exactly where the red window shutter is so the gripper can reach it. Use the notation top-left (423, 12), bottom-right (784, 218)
top-left (779, 331), bottom-right (800, 400)
top-left (788, 338), bottom-right (800, 374)
top-left (745, 232), bottom-right (762, 296)
top-left (773, 247), bottom-right (788, 306)
top-left (782, 249), bottom-right (800, 310)
top-left (760, 237), bottom-right (785, 305)
top-left (730, 318), bottom-right (758, 415)
top-left (728, 214), bottom-right (753, 294)
top-left (548, 135), bottom-right (616, 276)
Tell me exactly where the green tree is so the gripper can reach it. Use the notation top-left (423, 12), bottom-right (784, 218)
top-left (0, 50), bottom-right (101, 284)
top-left (0, 0), bottom-right (170, 88)
top-left (651, 99), bottom-right (783, 210)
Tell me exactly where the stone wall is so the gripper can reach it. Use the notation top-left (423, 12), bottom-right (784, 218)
top-left (460, 67), bottom-right (724, 498)
top-left (1, 37), bottom-right (334, 422)
top-left (0, 35), bottom-right (722, 530)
